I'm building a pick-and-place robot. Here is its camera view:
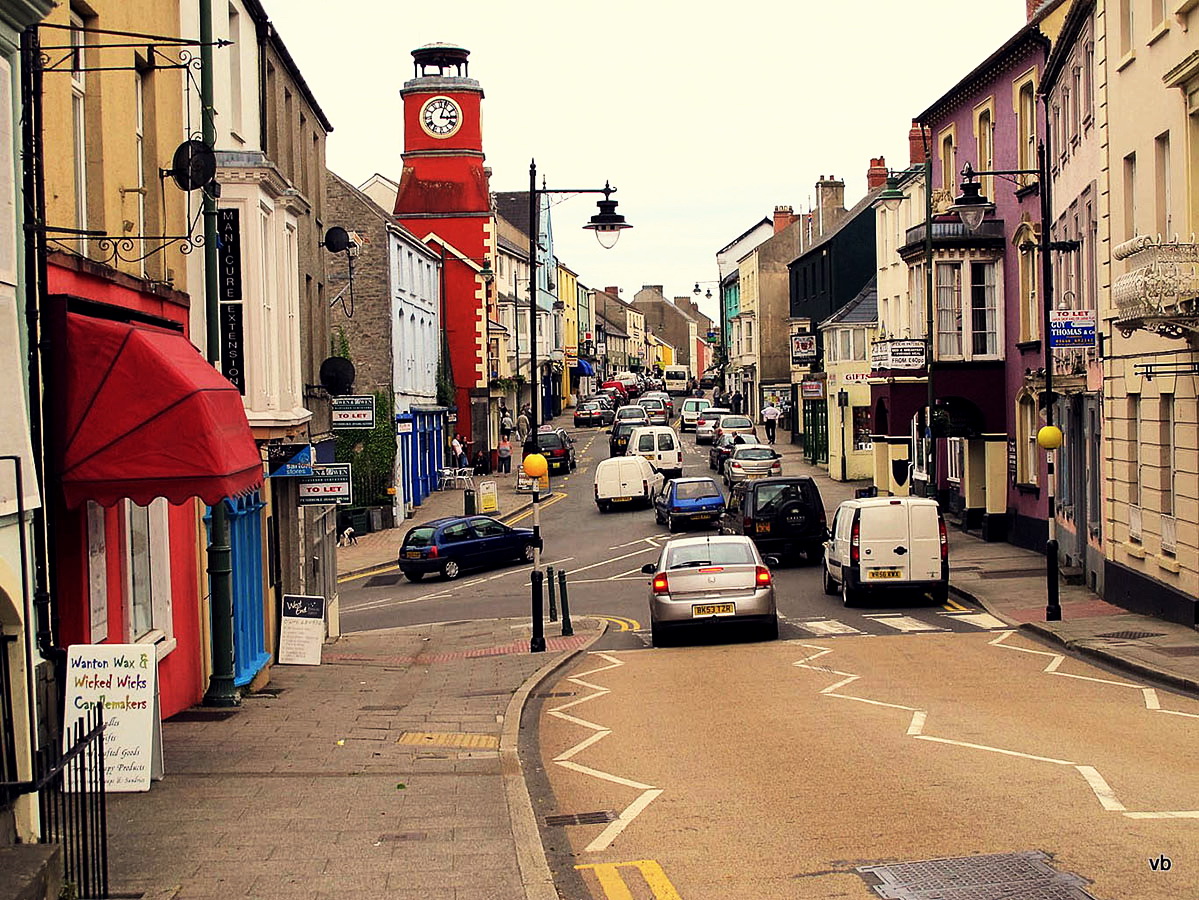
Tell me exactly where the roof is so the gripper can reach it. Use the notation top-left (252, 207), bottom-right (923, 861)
top-left (819, 276), bottom-right (878, 328)
top-left (327, 169), bottom-right (433, 252)
top-left (493, 192), bottom-right (532, 237)
top-left (787, 187), bottom-right (882, 267)
top-left (1041, 0), bottom-right (1094, 93)
top-left (244, 0), bottom-right (335, 133)
top-left (717, 217), bottom-right (772, 256)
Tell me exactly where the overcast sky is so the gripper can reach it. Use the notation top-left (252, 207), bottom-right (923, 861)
top-left (259, 0), bottom-right (1027, 321)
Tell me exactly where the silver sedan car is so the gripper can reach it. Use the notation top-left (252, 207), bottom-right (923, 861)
top-left (693, 407), bottom-right (730, 444)
top-left (641, 535), bottom-right (779, 646)
top-left (724, 444), bottom-right (782, 486)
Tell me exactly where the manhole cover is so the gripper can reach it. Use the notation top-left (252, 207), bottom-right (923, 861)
top-left (366, 574), bottom-right (404, 587)
top-left (1097, 631), bottom-right (1166, 640)
top-left (544, 811), bottom-right (617, 827)
top-left (858, 851), bottom-right (1096, 899)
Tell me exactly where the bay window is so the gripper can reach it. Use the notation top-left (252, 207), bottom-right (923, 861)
top-left (936, 260), bottom-right (1000, 361)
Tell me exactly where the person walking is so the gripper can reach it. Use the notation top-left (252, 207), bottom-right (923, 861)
top-left (497, 435), bottom-right (513, 474)
top-left (761, 400), bottom-right (782, 444)
top-left (731, 390), bottom-right (744, 415)
top-left (500, 408), bottom-right (514, 439)
top-left (515, 408), bottom-right (530, 443)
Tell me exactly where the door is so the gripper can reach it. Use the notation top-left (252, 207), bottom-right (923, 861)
top-left (1068, 397), bottom-right (1088, 571)
top-left (470, 517), bottom-right (510, 564)
top-left (803, 400), bottom-right (829, 465)
top-left (907, 502), bottom-right (943, 582)
top-left (858, 503), bottom-right (910, 583)
top-left (439, 520), bottom-right (479, 569)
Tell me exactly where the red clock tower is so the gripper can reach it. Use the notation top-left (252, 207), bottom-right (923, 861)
top-left (394, 43), bottom-right (493, 447)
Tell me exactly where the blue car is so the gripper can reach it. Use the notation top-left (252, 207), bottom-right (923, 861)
top-left (398, 516), bottom-right (537, 582)
top-left (653, 477), bottom-right (726, 533)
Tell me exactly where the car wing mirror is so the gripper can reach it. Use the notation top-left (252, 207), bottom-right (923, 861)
top-left (641, 563), bottom-right (656, 574)
top-left (763, 555), bottom-right (781, 568)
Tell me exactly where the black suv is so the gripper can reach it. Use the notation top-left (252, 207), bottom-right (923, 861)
top-left (719, 476), bottom-right (827, 564)
top-left (608, 421), bottom-right (640, 457)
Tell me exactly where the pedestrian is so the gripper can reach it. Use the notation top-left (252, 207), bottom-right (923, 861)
top-left (731, 390), bottom-right (744, 415)
top-left (452, 434), bottom-right (469, 468)
top-left (761, 399), bottom-right (782, 444)
top-left (500, 408), bottom-right (514, 439)
top-left (497, 435), bottom-right (512, 473)
top-left (516, 409), bottom-right (530, 442)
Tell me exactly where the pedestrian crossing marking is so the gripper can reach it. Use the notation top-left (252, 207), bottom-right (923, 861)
top-left (794, 612), bottom-right (1013, 637)
top-left (799, 618), bottom-right (864, 636)
top-left (938, 611), bottom-right (1009, 630)
top-left (862, 614), bottom-right (945, 632)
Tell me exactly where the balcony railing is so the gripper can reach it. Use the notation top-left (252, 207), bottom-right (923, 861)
top-left (1112, 235), bottom-right (1199, 339)
top-left (899, 219), bottom-right (1006, 258)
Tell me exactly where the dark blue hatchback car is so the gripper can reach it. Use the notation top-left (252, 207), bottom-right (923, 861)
top-left (398, 516), bottom-right (536, 582)
top-left (653, 477), bottom-right (726, 532)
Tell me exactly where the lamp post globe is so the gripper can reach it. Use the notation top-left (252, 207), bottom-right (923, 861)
top-left (523, 453), bottom-right (548, 479)
top-left (1037, 425), bottom-right (1064, 451)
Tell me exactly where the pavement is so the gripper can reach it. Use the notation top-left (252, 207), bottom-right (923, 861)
top-left (99, 403), bottom-right (1198, 900)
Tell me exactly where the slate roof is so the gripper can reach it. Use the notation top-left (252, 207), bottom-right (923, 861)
top-left (787, 187), bottom-right (883, 267)
top-left (819, 276), bottom-right (878, 328)
top-left (494, 192), bottom-right (532, 237)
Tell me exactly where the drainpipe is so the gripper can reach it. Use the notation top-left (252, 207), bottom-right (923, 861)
top-left (200, 0), bottom-right (239, 707)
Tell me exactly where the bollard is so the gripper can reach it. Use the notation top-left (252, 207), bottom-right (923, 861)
top-left (546, 565), bottom-right (558, 621)
top-left (558, 569), bottom-right (573, 636)
top-left (530, 570), bottom-right (546, 653)
top-left (463, 488), bottom-right (476, 516)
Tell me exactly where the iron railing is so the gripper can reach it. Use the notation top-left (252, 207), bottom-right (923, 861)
top-left (1, 708), bottom-right (109, 898)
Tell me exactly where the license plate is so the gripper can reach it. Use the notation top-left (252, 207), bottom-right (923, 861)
top-left (755, 522), bottom-right (771, 533)
top-left (611, 496), bottom-right (631, 503)
top-left (692, 603), bottom-right (735, 617)
top-left (746, 472), bottom-right (764, 479)
top-left (691, 514), bottom-right (711, 521)
top-left (867, 568), bottom-right (903, 580)
top-left (405, 551), bottom-right (422, 559)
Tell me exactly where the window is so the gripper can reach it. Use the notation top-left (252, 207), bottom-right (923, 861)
top-left (1017, 79), bottom-right (1038, 178)
top-left (1123, 153), bottom-right (1138, 239)
top-left (911, 413), bottom-right (928, 481)
top-left (975, 104), bottom-right (994, 201)
top-left (1119, 0), bottom-right (1134, 57)
top-left (70, 12), bottom-right (87, 243)
top-left (471, 518), bottom-right (507, 538)
top-left (745, 319), bottom-right (754, 355)
top-left (440, 522), bottom-right (473, 543)
top-left (121, 499), bottom-right (173, 646)
top-left (1160, 395), bottom-right (1174, 517)
top-left (939, 129), bottom-right (955, 191)
top-left (1087, 404), bottom-right (1102, 529)
top-left (1018, 394), bottom-right (1039, 485)
top-left (1083, 43), bottom-right (1094, 123)
top-left (946, 438), bottom-right (964, 483)
top-left (935, 263), bottom-right (963, 358)
top-left (134, 65), bottom-right (147, 277)
top-left (1070, 68), bottom-right (1081, 140)
top-left (227, 3), bottom-right (243, 136)
top-left (1154, 132), bottom-right (1172, 237)
top-left (1151, 0), bottom-right (1167, 27)
top-left (970, 262), bottom-right (998, 357)
top-left (656, 433), bottom-right (674, 450)
top-left (1018, 238), bottom-right (1039, 341)
top-left (1128, 395), bottom-right (1141, 507)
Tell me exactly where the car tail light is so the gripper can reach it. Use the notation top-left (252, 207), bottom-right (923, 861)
top-left (755, 565), bottom-right (772, 586)
top-left (697, 418), bottom-right (707, 426)
top-left (428, 545), bottom-right (439, 559)
top-left (743, 516), bottom-right (753, 530)
top-left (939, 515), bottom-right (949, 561)
top-left (818, 504), bottom-right (827, 529)
top-left (594, 484), bottom-right (599, 499)
top-left (850, 513), bottom-right (860, 565)
top-left (652, 573), bottom-right (669, 594)
top-left (771, 462), bottom-right (781, 472)
top-left (642, 479), bottom-right (649, 495)
top-left (731, 462), bottom-right (743, 469)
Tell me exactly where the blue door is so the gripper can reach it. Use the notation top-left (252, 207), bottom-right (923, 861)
top-left (225, 493), bottom-right (270, 687)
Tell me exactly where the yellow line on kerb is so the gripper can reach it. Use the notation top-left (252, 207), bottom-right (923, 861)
top-left (337, 563), bottom-right (398, 584)
top-left (576, 860), bottom-right (682, 900)
top-left (506, 491), bottom-right (566, 524)
top-left (943, 596), bottom-right (968, 612)
top-left (594, 615), bottom-right (640, 632)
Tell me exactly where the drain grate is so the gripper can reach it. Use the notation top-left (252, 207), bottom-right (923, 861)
top-left (858, 851), bottom-right (1096, 899)
top-left (169, 708), bottom-right (240, 722)
top-left (1155, 645), bottom-right (1199, 657)
top-left (1097, 630), bottom-right (1166, 640)
top-left (366, 574), bottom-right (404, 587)
top-left (532, 691), bottom-right (577, 698)
top-left (460, 689), bottom-right (512, 698)
top-left (544, 810), bottom-right (617, 827)
top-left (377, 832), bottom-right (427, 842)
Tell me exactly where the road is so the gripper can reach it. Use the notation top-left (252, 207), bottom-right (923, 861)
top-left (337, 418), bottom-right (1199, 900)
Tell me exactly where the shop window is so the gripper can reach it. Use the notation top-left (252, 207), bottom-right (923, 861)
top-left (946, 438), bottom-right (964, 483)
top-left (853, 407), bottom-right (872, 451)
top-left (121, 500), bottom-right (174, 649)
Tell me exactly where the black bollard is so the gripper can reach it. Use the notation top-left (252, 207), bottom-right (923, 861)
top-left (558, 569), bottom-right (573, 636)
top-left (547, 565), bottom-right (558, 621)
top-left (530, 570), bottom-right (546, 653)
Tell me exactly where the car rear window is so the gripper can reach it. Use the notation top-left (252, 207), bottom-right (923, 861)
top-left (753, 483), bottom-right (806, 515)
top-left (682, 400), bottom-right (709, 412)
top-left (665, 542), bottom-right (755, 568)
top-left (404, 527), bottom-right (436, 547)
top-left (539, 433), bottom-right (565, 450)
top-left (676, 481), bottom-right (721, 500)
top-left (637, 434), bottom-right (656, 451)
top-left (657, 433), bottom-right (675, 450)
top-left (614, 423), bottom-right (638, 437)
top-left (735, 448), bottom-right (776, 460)
top-left (639, 399), bottom-right (664, 410)
top-left (617, 408), bottom-right (647, 419)
top-left (721, 416), bottom-right (752, 428)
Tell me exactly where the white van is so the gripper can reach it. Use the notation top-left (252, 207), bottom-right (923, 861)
top-left (679, 397), bottom-right (711, 432)
top-left (663, 365), bottom-right (690, 396)
top-left (626, 425), bottom-right (684, 480)
top-left (594, 455), bottom-right (663, 511)
top-left (822, 497), bottom-right (948, 606)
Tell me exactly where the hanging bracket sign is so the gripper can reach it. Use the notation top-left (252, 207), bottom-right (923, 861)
top-left (331, 395), bottom-right (376, 429)
top-left (298, 463), bottom-right (353, 505)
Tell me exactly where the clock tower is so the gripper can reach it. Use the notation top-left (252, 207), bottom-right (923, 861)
top-left (394, 44), bottom-right (494, 447)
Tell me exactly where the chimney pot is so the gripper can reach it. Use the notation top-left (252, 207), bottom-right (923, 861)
top-left (909, 121), bottom-right (928, 167)
top-left (867, 155), bottom-right (888, 190)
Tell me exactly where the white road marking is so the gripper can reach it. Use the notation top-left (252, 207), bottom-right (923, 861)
top-left (583, 788), bottom-right (665, 853)
top-left (1076, 765), bottom-right (1127, 811)
top-left (937, 611), bottom-right (1009, 630)
top-left (1124, 810), bottom-right (1199, 819)
top-left (553, 729), bottom-right (611, 762)
top-left (866, 615), bottom-right (945, 633)
top-left (797, 618), bottom-right (864, 636)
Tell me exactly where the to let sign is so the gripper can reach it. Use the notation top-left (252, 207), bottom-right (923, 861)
top-left (298, 463), bottom-right (353, 506)
top-left (332, 395), bottom-right (376, 429)
top-left (1049, 309), bottom-right (1097, 348)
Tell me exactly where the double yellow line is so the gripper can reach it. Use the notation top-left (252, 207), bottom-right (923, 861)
top-left (594, 614), bottom-right (641, 631)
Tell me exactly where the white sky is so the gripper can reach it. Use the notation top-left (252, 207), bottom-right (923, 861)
top-left (259, 0), bottom-right (1027, 321)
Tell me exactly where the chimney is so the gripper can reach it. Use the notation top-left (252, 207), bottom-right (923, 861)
top-left (1026, 0), bottom-right (1043, 21)
top-left (867, 156), bottom-right (888, 189)
top-left (604, 286), bottom-right (621, 297)
top-left (773, 205), bottom-right (798, 233)
top-left (909, 121), bottom-right (927, 167)
top-left (815, 176), bottom-right (845, 223)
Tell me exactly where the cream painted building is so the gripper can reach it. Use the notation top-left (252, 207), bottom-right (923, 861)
top-left (1102, 0), bottom-right (1199, 622)
top-left (731, 252), bottom-right (760, 406)
top-left (822, 280), bottom-right (879, 482)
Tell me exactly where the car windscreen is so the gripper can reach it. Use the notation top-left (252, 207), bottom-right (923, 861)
top-left (735, 448), bottom-right (776, 461)
top-left (753, 483), bottom-right (806, 515)
top-left (665, 542), bottom-right (755, 569)
top-left (675, 481), bottom-right (722, 500)
top-left (404, 527), bottom-right (436, 547)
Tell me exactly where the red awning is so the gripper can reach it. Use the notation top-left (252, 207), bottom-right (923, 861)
top-left (60, 313), bottom-right (263, 508)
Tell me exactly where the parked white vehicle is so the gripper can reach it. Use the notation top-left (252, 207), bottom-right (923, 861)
top-left (679, 397), bottom-right (711, 431)
top-left (594, 455), bottom-right (663, 512)
top-left (822, 497), bottom-right (948, 606)
top-left (663, 364), bottom-right (690, 396)
top-left (626, 425), bottom-right (684, 480)
top-left (694, 407), bottom-right (729, 444)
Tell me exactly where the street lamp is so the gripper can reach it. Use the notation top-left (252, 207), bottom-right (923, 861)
top-left (694, 279), bottom-right (723, 392)
top-left (949, 145), bottom-right (1079, 622)
top-left (874, 131), bottom-right (936, 502)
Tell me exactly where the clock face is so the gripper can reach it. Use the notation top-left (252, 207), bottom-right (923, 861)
top-left (420, 96), bottom-right (462, 138)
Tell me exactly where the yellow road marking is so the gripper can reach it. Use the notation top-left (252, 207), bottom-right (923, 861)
top-left (337, 562), bottom-right (398, 584)
top-left (593, 615), bottom-right (640, 632)
top-left (943, 596), bottom-right (968, 612)
top-left (576, 860), bottom-right (682, 900)
top-left (506, 491), bottom-right (567, 524)
top-left (396, 731), bottom-right (499, 749)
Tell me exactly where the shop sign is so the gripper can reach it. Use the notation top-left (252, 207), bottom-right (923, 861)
top-left (298, 463), bottom-right (353, 505)
top-left (217, 208), bottom-right (246, 394)
top-left (397, 420), bottom-right (414, 435)
top-left (791, 334), bottom-right (817, 364)
top-left (332, 395), bottom-right (376, 429)
top-left (800, 380), bottom-right (825, 400)
top-left (1049, 309), bottom-right (1097, 348)
top-left (871, 339), bottom-right (926, 370)
top-left (267, 443), bottom-right (314, 478)
top-left (278, 595), bottom-right (326, 666)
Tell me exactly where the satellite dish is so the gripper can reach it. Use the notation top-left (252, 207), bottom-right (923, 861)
top-left (168, 139), bottom-right (216, 192)
top-left (319, 356), bottom-right (356, 396)
top-left (322, 226), bottom-right (351, 253)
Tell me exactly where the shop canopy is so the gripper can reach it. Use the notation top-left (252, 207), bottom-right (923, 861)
top-left (60, 313), bottom-right (263, 508)
top-left (572, 359), bottom-right (595, 376)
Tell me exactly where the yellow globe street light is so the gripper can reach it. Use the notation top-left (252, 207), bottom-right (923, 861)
top-left (1037, 425), bottom-right (1063, 451)
top-left (522, 453), bottom-right (548, 478)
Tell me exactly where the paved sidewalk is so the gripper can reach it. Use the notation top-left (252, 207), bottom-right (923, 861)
top-left (106, 616), bottom-right (604, 900)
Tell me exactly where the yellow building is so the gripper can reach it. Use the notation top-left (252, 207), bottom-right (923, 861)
top-left (821, 280), bottom-right (878, 481)
top-left (558, 262), bottom-right (578, 405)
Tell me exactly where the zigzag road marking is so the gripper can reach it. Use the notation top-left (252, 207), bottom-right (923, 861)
top-left (793, 635), bottom-right (1199, 820)
top-left (548, 651), bottom-right (661, 852)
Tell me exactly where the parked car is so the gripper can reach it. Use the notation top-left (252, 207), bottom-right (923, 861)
top-left (654, 477), bottom-right (725, 532)
top-left (699, 374), bottom-right (716, 389)
top-left (626, 425), bottom-right (684, 480)
top-left (601, 380), bottom-right (630, 401)
top-left (574, 400), bottom-right (614, 427)
top-left (724, 444), bottom-right (782, 486)
top-left (680, 397), bottom-right (711, 431)
top-left (398, 516), bottom-right (536, 581)
top-left (637, 396), bottom-right (670, 425)
top-left (719, 476), bottom-right (827, 565)
top-left (823, 497), bottom-right (949, 606)
top-left (641, 535), bottom-right (779, 646)
top-left (694, 407), bottom-right (730, 444)
top-left (536, 429), bottom-right (576, 473)
top-left (709, 433), bottom-right (760, 472)
top-left (642, 390), bottom-right (675, 418)
top-left (594, 455), bottom-right (663, 511)
top-left (609, 420), bottom-right (640, 458)
top-left (614, 405), bottom-right (650, 426)
top-left (715, 414), bottom-right (756, 440)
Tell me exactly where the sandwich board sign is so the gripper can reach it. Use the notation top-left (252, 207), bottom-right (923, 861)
top-left (64, 643), bottom-right (163, 792)
top-left (278, 594), bottom-right (326, 666)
